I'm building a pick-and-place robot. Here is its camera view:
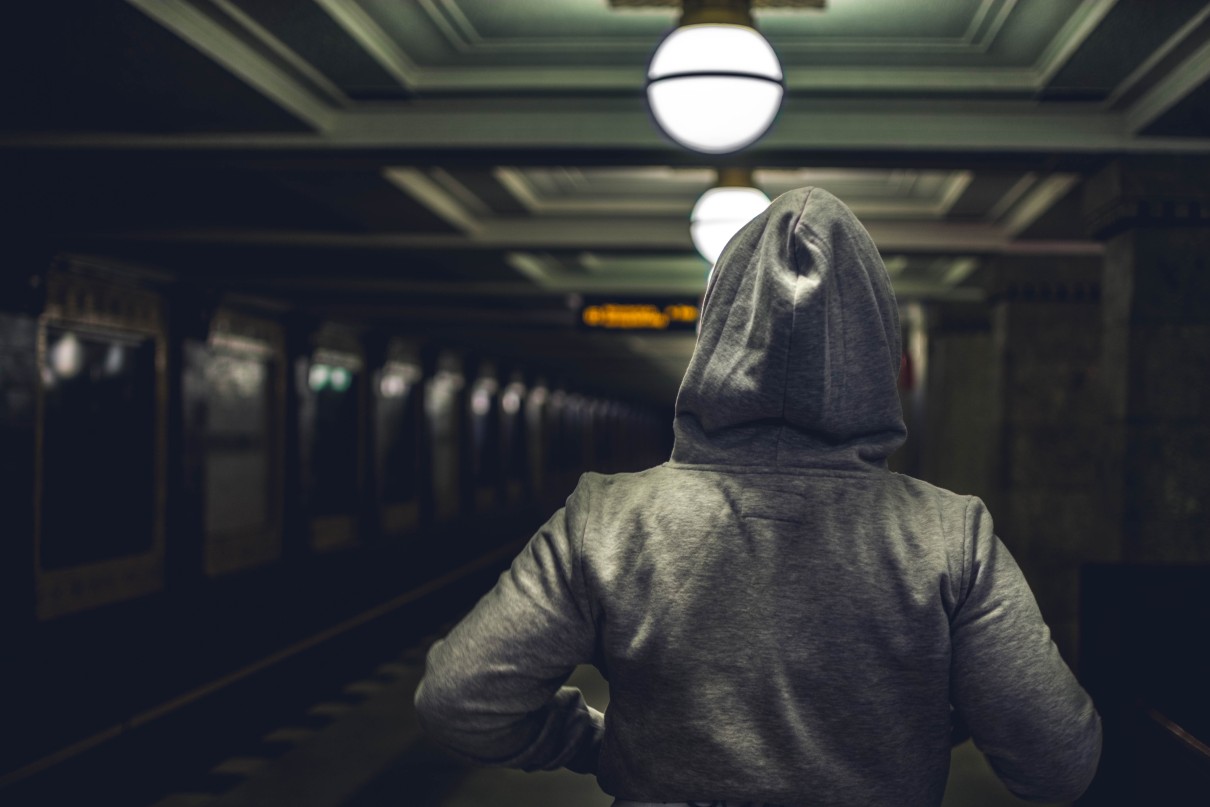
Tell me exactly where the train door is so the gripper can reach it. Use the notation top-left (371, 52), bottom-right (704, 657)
top-left (468, 362), bottom-right (501, 514)
top-left (0, 309), bottom-right (37, 625)
top-left (525, 379), bottom-right (548, 503)
top-left (559, 392), bottom-right (584, 494)
top-left (299, 326), bottom-right (365, 553)
top-left (185, 309), bottom-right (285, 576)
top-left (34, 270), bottom-right (167, 620)
top-left (375, 340), bottom-right (423, 539)
top-left (500, 373), bottom-right (528, 508)
top-left (426, 351), bottom-right (464, 524)
top-left (544, 387), bottom-right (570, 507)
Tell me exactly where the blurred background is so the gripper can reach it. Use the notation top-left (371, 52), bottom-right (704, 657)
top-left (1, 1), bottom-right (1208, 805)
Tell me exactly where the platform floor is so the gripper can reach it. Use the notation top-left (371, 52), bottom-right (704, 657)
top-left (145, 635), bottom-right (1064, 807)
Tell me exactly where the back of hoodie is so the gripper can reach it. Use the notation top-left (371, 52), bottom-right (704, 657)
top-left (414, 187), bottom-right (1102, 806)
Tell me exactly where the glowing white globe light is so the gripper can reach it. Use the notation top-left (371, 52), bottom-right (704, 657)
top-left (647, 24), bottom-right (784, 154)
top-left (691, 186), bottom-right (771, 265)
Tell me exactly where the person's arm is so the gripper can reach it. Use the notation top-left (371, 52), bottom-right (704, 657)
top-left (950, 497), bottom-right (1102, 802)
top-left (413, 484), bottom-right (603, 773)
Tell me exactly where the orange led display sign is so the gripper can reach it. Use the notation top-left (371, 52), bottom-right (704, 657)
top-left (580, 302), bottom-right (700, 331)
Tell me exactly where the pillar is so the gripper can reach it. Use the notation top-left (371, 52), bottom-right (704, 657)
top-left (920, 302), bottom-right (999, 515)
top-left (985, 255), bottom-right (1109, 664)
top-left (1085, 156), bottom-right (1210, 564)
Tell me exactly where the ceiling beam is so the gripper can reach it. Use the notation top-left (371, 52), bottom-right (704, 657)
top-left (9, 96), bottom-right (1210, 154)
top-left (409, 66), bottom-right (1045, 93)
top-left (1106, 3), bottom-right (1210, 110)
top-left (1035, 0), bottom-right (1120, 87)
top-left (204, 0), bottom-right (350, 107)
top-left (79, 218), bottom-right (1103, 255)
top-left (127, 0), bottom-right (338, 132)
top-left (1000, 174), bottom-right (1080, 236)
top-left (311, 0), bottom-right (420, 89)
top-left (382, 168), bottom-right (482, 233)
top-left (117, 264), bottom-right (986, 305)
top-left (1125, 26), bottom-right (1210, 134)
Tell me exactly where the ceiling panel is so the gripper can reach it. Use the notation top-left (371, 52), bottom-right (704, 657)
top-left (5, 158), bottom-right (350, 234)
top-left (349, 0), bottom-right (1097, 88)
top-left (226, 0), bottom-right (413, 100)
top-left (3, 0), bottom-right (312, 133)
top-left (945, 173), bottom-right (1035, 220)
top-left (454, 166), bottom-right (977, 220)
top-left (1142, 75), bottom-right (1210, 138)
top-left (1042, 0), bottom-right (1208, 100)
top-left (272, 169), bottom-right (463, 233)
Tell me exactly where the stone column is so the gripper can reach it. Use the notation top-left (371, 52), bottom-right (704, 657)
top-left (920, 302), bottom-right (999, 515)
top-left (985, 255), bottom-right (1109, 664)
top-left (1085, 156), bottom-right (1210, 565)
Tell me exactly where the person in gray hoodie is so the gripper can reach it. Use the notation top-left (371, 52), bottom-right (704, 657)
top-left (413, 187), bottom-right (1102, 806)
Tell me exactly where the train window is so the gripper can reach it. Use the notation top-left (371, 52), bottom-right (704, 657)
top-left (38, 325), bottom-right (157, 569)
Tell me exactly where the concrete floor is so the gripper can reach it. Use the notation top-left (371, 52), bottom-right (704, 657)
top-left (162, 656), bottom-right (1064, 807)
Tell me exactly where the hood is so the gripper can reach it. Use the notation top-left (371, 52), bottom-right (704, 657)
top-left (672, 186), bottom-right (906, 469)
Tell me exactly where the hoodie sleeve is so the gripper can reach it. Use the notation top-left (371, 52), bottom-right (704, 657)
top-left (950, 497), bottom-right (1102, 802)
top-left (413, 483), bottom-right (603, 774)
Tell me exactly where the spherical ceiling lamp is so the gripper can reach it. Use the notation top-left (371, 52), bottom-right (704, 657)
top-left (691, 167), bottom-right (771, 265)
top-left (646, 1), bottom-right (784, 154)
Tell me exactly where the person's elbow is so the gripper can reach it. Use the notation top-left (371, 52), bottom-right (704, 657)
top-left (413, 657), bottom-right (484, 746)
top-left (997, 708), bottom-right (1103, 803)
top-left (413, 663), bottom-right (528, 762)
top-left (413, 673), bottom-right (456, 736)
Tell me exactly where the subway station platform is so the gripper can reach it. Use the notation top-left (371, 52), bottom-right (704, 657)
top-left (2, 580), bottom-right (1066, 807)
top-left (7, 536), bottom-right (1207, 806)
top-left (141, 641), bottom-right (1058, 807)
top-left (156, 663), bottom-right (1055, 807)
top-left (21, 629), bottom-right (1059, 807)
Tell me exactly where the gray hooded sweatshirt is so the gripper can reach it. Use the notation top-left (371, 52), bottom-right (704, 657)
top-left (414, 187), bottom-right (1102, 806)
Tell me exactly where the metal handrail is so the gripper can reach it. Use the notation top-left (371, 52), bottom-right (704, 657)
top-left (1144, 706), bottom-right (1210, 763)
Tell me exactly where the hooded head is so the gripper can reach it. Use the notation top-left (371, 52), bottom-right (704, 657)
top-left (672, 186), bottom-right (906, 470)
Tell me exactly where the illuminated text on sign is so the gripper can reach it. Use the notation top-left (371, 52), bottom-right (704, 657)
top-left (581, 304), bottom-right (699, 330)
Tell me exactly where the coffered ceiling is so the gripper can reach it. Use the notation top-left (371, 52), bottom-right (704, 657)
top-left (4, 0), bottom-right (1210, 404)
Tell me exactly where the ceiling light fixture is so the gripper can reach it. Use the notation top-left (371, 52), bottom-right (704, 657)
top-left (646, 0), bottom-right (784, 154)
top-left (691, 167), bottom-right (771, 265)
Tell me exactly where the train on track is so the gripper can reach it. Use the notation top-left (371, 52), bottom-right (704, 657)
top-left (0, 257), bottom-right (669, 780)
